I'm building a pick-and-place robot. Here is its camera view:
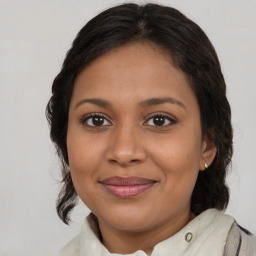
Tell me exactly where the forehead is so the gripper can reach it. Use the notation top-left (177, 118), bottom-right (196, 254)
top-left (71, 42), bottom-right (197, 111)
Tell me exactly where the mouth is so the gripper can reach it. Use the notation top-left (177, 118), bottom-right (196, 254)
top-left (99, 176), bottom-right (157, 198)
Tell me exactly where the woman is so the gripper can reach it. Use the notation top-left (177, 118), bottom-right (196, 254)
top-left (46, 3), bottom-right (256, 255)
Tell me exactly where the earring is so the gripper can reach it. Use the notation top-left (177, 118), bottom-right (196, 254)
top-left (204, 162), bottom-right (208, 169)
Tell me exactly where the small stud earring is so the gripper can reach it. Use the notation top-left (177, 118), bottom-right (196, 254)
top-left (204, 162), bottom-right (208, 169)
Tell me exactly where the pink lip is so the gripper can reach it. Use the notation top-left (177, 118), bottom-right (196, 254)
top-left (100, 176), bottom-right (156, 198)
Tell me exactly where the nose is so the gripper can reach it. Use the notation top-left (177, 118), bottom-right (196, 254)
top-left (105, 125), bottom-right (147, 167)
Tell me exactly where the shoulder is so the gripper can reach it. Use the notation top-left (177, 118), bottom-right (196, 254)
top-left (224, 222), bottom-right (256, 256)
top-left (58, 235), bottom-right (80, 256)
top-left (58, 213), bottom-right (103, 256)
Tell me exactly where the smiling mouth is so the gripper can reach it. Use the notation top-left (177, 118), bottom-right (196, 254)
top-left (99, 176), bottom-right (157, 198)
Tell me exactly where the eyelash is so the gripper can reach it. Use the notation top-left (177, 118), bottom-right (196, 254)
top-left (80, 113), bottom-right (111, 128)
top-left (80, 112), bottom-right (176, 129)
top-left (145, 113), bottom-right (176, 128)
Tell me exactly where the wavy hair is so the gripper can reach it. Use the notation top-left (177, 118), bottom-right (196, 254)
top-left (46, 3), bottom-right (232, 224)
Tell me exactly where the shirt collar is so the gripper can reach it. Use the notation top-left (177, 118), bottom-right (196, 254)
top-left (79, 209), bottom-right (234, 256)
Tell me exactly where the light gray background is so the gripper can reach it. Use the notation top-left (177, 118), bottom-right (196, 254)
top-left (0, 0), bottom-right (255, 255)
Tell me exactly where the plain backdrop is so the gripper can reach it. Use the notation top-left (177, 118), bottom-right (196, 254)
top-left (0, 0), bottom-right (255, 255)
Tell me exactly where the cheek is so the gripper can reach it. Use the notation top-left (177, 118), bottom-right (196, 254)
top-left (67, 128), bottom-right (102, 170)
top-left (67, 137), bottom-right (102, 210)
top-left (148, 131), bottom-right (202, 194)
top-left (149, 130), bottom-right (202, 171)
top-left (66, 129), bottom-right (103, 198)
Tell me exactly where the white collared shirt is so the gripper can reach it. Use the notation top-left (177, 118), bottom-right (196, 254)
top-left (59, 209), bottom-right (235, 256)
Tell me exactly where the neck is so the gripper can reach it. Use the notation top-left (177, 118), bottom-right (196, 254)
top-left (98, 210), bottom-right (195, 255)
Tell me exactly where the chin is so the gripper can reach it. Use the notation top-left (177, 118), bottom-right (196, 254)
top-left (109, 218), bottom-right (152, 232)
top-left (97, 207), bottom-right (156, 232)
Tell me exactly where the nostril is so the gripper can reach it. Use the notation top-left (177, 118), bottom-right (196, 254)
top-left (109, 158), bottom-right (140, 165)
top-left (105, 139), bottom-right (147, 166)
top-left (109, 159), bottom-right (118, 164)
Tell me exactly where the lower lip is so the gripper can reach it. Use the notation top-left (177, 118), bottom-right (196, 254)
top-left (101, 183), bottom-right (155, 198)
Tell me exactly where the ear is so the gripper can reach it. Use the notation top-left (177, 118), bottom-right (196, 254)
top-left (199, 136), bottom-right (217, 171)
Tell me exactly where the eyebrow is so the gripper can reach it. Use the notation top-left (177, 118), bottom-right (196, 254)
top-left (74, 97), bottom-right (186, 111)
top-left (139, 97), bottom-right (186, 110)
top-left (74, 98), bottom-right (111, 110)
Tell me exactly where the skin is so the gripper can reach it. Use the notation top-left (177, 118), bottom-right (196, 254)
top-left (67, 42), bottom-right (216, 255)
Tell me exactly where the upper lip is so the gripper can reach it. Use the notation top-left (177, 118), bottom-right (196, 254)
top-left (99, 176), bottom-right (157, 186)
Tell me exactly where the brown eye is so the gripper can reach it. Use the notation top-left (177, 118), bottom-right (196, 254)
top-left (82, 114), bottom-right (111, 127)
top-left (153, 116), bottom-right (165, 126)
top-left (146, 114), bottom-right (175, 127)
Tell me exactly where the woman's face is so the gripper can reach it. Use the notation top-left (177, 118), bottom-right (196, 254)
top-left (67, 43), bottom-right (215, 233)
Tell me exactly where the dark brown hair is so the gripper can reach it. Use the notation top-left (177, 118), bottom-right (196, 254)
top-left (46, 3), bottom-right (232, 224)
